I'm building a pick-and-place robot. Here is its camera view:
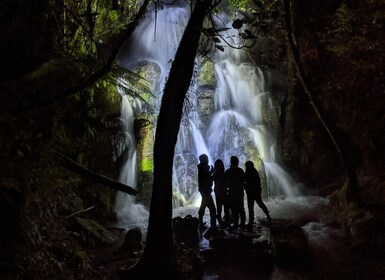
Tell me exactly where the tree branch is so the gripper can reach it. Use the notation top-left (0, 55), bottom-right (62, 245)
top-left (64, 206), bottom-right (95, 219)
top-left (56, 151), bottom-right (138, 196)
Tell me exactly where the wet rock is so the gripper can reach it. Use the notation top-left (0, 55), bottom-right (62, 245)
top-left (270, 220), bottom-right (313, 270)
top-left (173, 215), bottom-right (200, 248)
top-left (119, 227), bottom-right (144, 253)
top-left (198, 59), bottom-right (216, 88)
top-left (197, 89), bottom-right (215, 118)
top-left (200, 223), bottom-right (275, 278)
top-left (132, 61), bottom-right (161, 91)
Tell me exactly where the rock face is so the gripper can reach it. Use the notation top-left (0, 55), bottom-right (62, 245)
top-left (198, 59), bottom-right (216, 88)
top-left (197, 89), bottom-right (215, 127)
top-left (126, 61), bottom-right (161, 207)
top-left (135, 115), bottom-right (155, 206)
top-left (131, 62), bottom-right (161, 103)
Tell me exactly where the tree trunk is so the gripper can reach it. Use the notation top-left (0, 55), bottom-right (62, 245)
top-left (124, 0), bottom-right (213, 278)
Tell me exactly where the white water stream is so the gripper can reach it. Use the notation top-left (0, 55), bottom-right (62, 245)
top-left (109, 5), bottom-right (349, 279)
top-left (114, 5), bottom-right (323, 235)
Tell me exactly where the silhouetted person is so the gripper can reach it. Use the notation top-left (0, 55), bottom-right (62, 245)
top-left (224, 156), bottom-right (246, 229)
top-left (197, 154), bottom-right (216, 229)
top-left (212, 159), bottom-right (229, 226)
top-left (244, 161), bottom-right (271, 227)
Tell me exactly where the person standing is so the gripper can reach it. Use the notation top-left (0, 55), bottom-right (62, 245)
top-left (244, 161), bottom-right (271, 228)
top-left (212, 159), bottom-right (229, 226)
top-left (224, 156), bottom-right (246, 229)
top-left (197, 154), bottom-right (216, 229)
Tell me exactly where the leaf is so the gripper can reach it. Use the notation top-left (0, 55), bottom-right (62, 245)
top-left (232, 19), bottom-right (243, 30)
top-left (215, 45), bottom-right (224, 52)
top-left (109, 10), bottom-right (119, 22)
top-left (215, 27), bottom-right (231, 32)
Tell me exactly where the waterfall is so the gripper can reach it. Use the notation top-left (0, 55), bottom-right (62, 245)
top-left (115, 7), bottom-right (190, 227)
top-left (116, 5), bottom-right (302, 226)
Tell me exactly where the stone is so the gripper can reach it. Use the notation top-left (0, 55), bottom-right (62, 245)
top-left (198, 59), bottom-right (216, 88)
top-left (173, 215), bottom-right (200, 248)
top-left (119, 227), bottom-right (144, 253)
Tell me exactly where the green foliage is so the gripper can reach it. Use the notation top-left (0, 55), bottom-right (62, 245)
top-left (226, 0), bottom-right (256, 15)
top-left (320, 2), bottom-right (384, 59)
top-left (200, 0), bottom-right (285, 62)
top-left (225, 0), bottom-right (281, 18)
top-left (321, 4), bottom-right (354, 57)
top-left (63, 0), bottom-right (140, 58)
top-left (335, 4), bottom-right (353, 32)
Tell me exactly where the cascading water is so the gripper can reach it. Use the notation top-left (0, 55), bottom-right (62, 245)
top-left (113, 6), bottom-right (348, 279)
top-left (116, 4), bottom-right (302, 226)
top-left (172, 15), bottom-right (303, 205)
top-left (115, 6), bottom-right (190, 228)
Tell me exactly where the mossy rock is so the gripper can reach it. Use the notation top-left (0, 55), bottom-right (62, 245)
top-left (197, 89), bottom-right (215, 117)
top-left (198, 59), bottom-right (216, 87)
top-left (134, 116), bottom-right (154, 172)
top-left (132, 61), bottom-right (161, 103)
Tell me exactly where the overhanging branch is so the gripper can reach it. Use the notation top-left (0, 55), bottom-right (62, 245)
top-left (56, 151), bottom-right (138, 196)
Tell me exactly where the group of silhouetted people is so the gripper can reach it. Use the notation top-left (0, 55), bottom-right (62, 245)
top-left (197, 154), bottom-right (271, 230)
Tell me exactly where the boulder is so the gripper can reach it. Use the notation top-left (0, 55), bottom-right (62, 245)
top-left (173, 215), bottom-right (200, 248)
top-left (119, 227), bottom-right (144, 253)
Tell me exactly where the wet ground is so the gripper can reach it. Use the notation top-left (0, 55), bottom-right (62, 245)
top-left (200, 221), bottom-right (274, 280)
top-left (92, 196), bottom-right (384, 279)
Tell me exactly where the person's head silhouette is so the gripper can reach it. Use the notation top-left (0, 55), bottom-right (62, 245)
top-left (214, 159), bottom-right (224, 172)
top-left (230, 156), bottom-right (239, 167)
top-left (199, 154), bottom-right (209, 165)
top-left (245, 161), bottom-right (254, 171)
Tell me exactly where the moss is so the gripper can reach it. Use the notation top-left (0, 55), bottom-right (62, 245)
top-left (135, 116), bottom-right (155, 172)
top-left (132, 62), bottom-right (161, 103)
top-left (141, 158), bottom-right (154, 172)
top-left (198, 59), bottom-right (216, 87)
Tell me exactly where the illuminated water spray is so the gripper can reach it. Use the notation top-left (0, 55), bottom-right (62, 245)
top-left (116, 5), bottom-right (301, 225)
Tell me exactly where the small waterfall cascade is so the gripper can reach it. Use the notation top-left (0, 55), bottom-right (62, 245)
top-left (115, 6), bottom-right (190, 226)
top-left (172, 14), bottom-right (302, 205)
top-left (116, 4), bottom-right (302, 225)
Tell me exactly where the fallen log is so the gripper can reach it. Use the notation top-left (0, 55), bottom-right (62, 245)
top-left (56, 151), bottom-right (138, 196)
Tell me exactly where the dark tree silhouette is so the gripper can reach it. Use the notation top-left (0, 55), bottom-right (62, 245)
top-left (124, 0), bottom-right (215, 278)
